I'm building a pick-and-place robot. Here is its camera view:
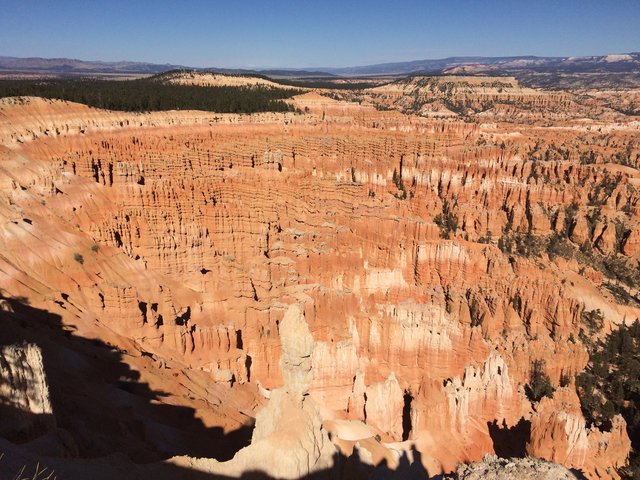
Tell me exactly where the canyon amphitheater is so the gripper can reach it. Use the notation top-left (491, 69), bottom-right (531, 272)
top-left (0, 75), bottom-right (639, 479)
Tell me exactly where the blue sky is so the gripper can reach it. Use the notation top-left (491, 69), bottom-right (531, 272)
top-left (1, 0), bottom-right (638, 68)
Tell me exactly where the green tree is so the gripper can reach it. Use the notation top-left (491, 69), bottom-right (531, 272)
top-left (526, 359), bottom-right (554, 402)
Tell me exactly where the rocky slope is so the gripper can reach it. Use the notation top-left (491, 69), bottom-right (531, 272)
top-left (364, 75), bottom-right (572, 118)
top-left (328, 75), bottom-right (637, 124)
top-left (455, 454), bottom-right (580, 480)
top-left (0, 78), bottom-right (639, 478)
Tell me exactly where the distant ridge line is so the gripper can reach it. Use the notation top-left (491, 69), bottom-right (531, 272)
top-left (1, 53), bottom-right (639, 77)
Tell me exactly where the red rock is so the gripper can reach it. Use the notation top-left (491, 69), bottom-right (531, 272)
top-left (0, 90), bottom-right (638, 477)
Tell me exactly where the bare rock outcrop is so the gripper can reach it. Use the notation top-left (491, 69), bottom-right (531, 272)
top-left (180, 304), bottom-right (337, 478)
top-left (456, 454), bottom-right (579, 480)
top-left (364, 373), bottom-right (404, 440)
top-left (0, 343), bottom-right (54, 441)
top-left (526, 389), bottom-right (631, 479)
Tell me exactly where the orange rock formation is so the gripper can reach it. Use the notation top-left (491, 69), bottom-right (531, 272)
top-left (0, 81), bottom-right (638, 478)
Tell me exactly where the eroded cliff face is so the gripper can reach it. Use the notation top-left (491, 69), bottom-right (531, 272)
top-left (175, 304), bottom-right (336, 478)
top-left (362, 76), bottom-right (574, 120)
top-left (0, 86), bottom-right (638, 478)
top-left (526, 388), bottom-right (631, 479)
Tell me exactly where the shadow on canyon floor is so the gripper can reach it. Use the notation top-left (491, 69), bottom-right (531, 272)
top-left (488, 419), bottom-right (589, 480)
top-left (0, 293), bottom-right (253, 463)
top-left (487, 417), bottom-right (531, 458)
top-left (1, 294), bottom-right (585, 479)
top-left (141, 448), bottom-right (431, 479)
top-left (144, 445), bottom-right (432, 479)
top-left (0, 293), bottom-right (435, 479)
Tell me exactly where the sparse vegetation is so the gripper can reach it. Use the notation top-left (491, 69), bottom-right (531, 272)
top-left (494, 205), bottom-right (640, 297)
top-left (586, 207), bottom-right (602, 237)
top-left (602, 282), bottom-right (640, 306)
top-left (525, 359), bottom-right (554, 403)
top-left (576, 320), bottom-right (640, 478)
top-left (581, 309), bottom-right (604, 336)
top-left (497, 232), bottom-right (544, 258)
top-left (559, 370), bottom-right (572, 387)
top-left (546, 233), bottom-right (574, 260)
top-left (434, 199), bottom-right (458, 239)
top-left (0, 453), bottom-right (56, 480)
top-left (563, 202), bottom-right (579, 236)
top-left (73, 252), bottom-right (84, 264)
top-left (509, 294), bottom-right (523, 313)
top-left (614, 220), bottom-right (629, 254)
top-left (391, 168), bottom-right (407, 200)
top-left (601, 255), bottom-right (638, 288)
top-left (478, 232), bottom-right (493, 244)
top-left (588, 173), bottom-right (621, 207)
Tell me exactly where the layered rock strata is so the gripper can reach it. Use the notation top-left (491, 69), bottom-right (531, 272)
top-left (0, 87), bottom-right (638, 478)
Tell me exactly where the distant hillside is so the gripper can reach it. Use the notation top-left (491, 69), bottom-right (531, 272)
top-left (0, 56), bottom-right (333, 78)
top-left (155, 70), bottom-right (302, 89)
top-left (0, 76), bottom-right (301, 113)
top-left (322, 53), bottom-right (640, 76)
top-left (0, 56), bottom-right (188, 74)
top-left (202, 68), bottom-right (334, 78)
top-left (2, 53), bottom-right (639, 80)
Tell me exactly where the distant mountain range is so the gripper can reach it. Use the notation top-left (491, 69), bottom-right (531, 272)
top-left (1, 53), bottom-right (639, 77)
top-left (0, 56), bottom-right (190, 74)
top-left (320, 53), bottom-right (640, 76)
top-left (0, 56), bottom-right (332, 78)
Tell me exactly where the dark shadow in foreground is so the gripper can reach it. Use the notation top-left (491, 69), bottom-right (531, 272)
top-left (487, 417), bottom-right (531, 458)
top-left (0, 293), bottom-right (252, 465)
top-left (0, 293), bottom-right (434, 479)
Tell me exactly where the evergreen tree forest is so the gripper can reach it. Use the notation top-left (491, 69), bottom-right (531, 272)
top-left (0, 76), bottom-right (302, 113)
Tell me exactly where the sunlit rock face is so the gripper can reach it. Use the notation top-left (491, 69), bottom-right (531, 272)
top-left (175, 304), bottom-right (337, 479)
top-left (0, 84), bottom-right (638, 478)
top-left (0, 343), bottom-right (54, 441)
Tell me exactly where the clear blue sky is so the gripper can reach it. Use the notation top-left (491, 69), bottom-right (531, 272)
top-left (1, 0), bottom-right (638, 68)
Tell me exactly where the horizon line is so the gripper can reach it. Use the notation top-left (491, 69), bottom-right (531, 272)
top-left (2, 50), bottom-right (639, 72)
